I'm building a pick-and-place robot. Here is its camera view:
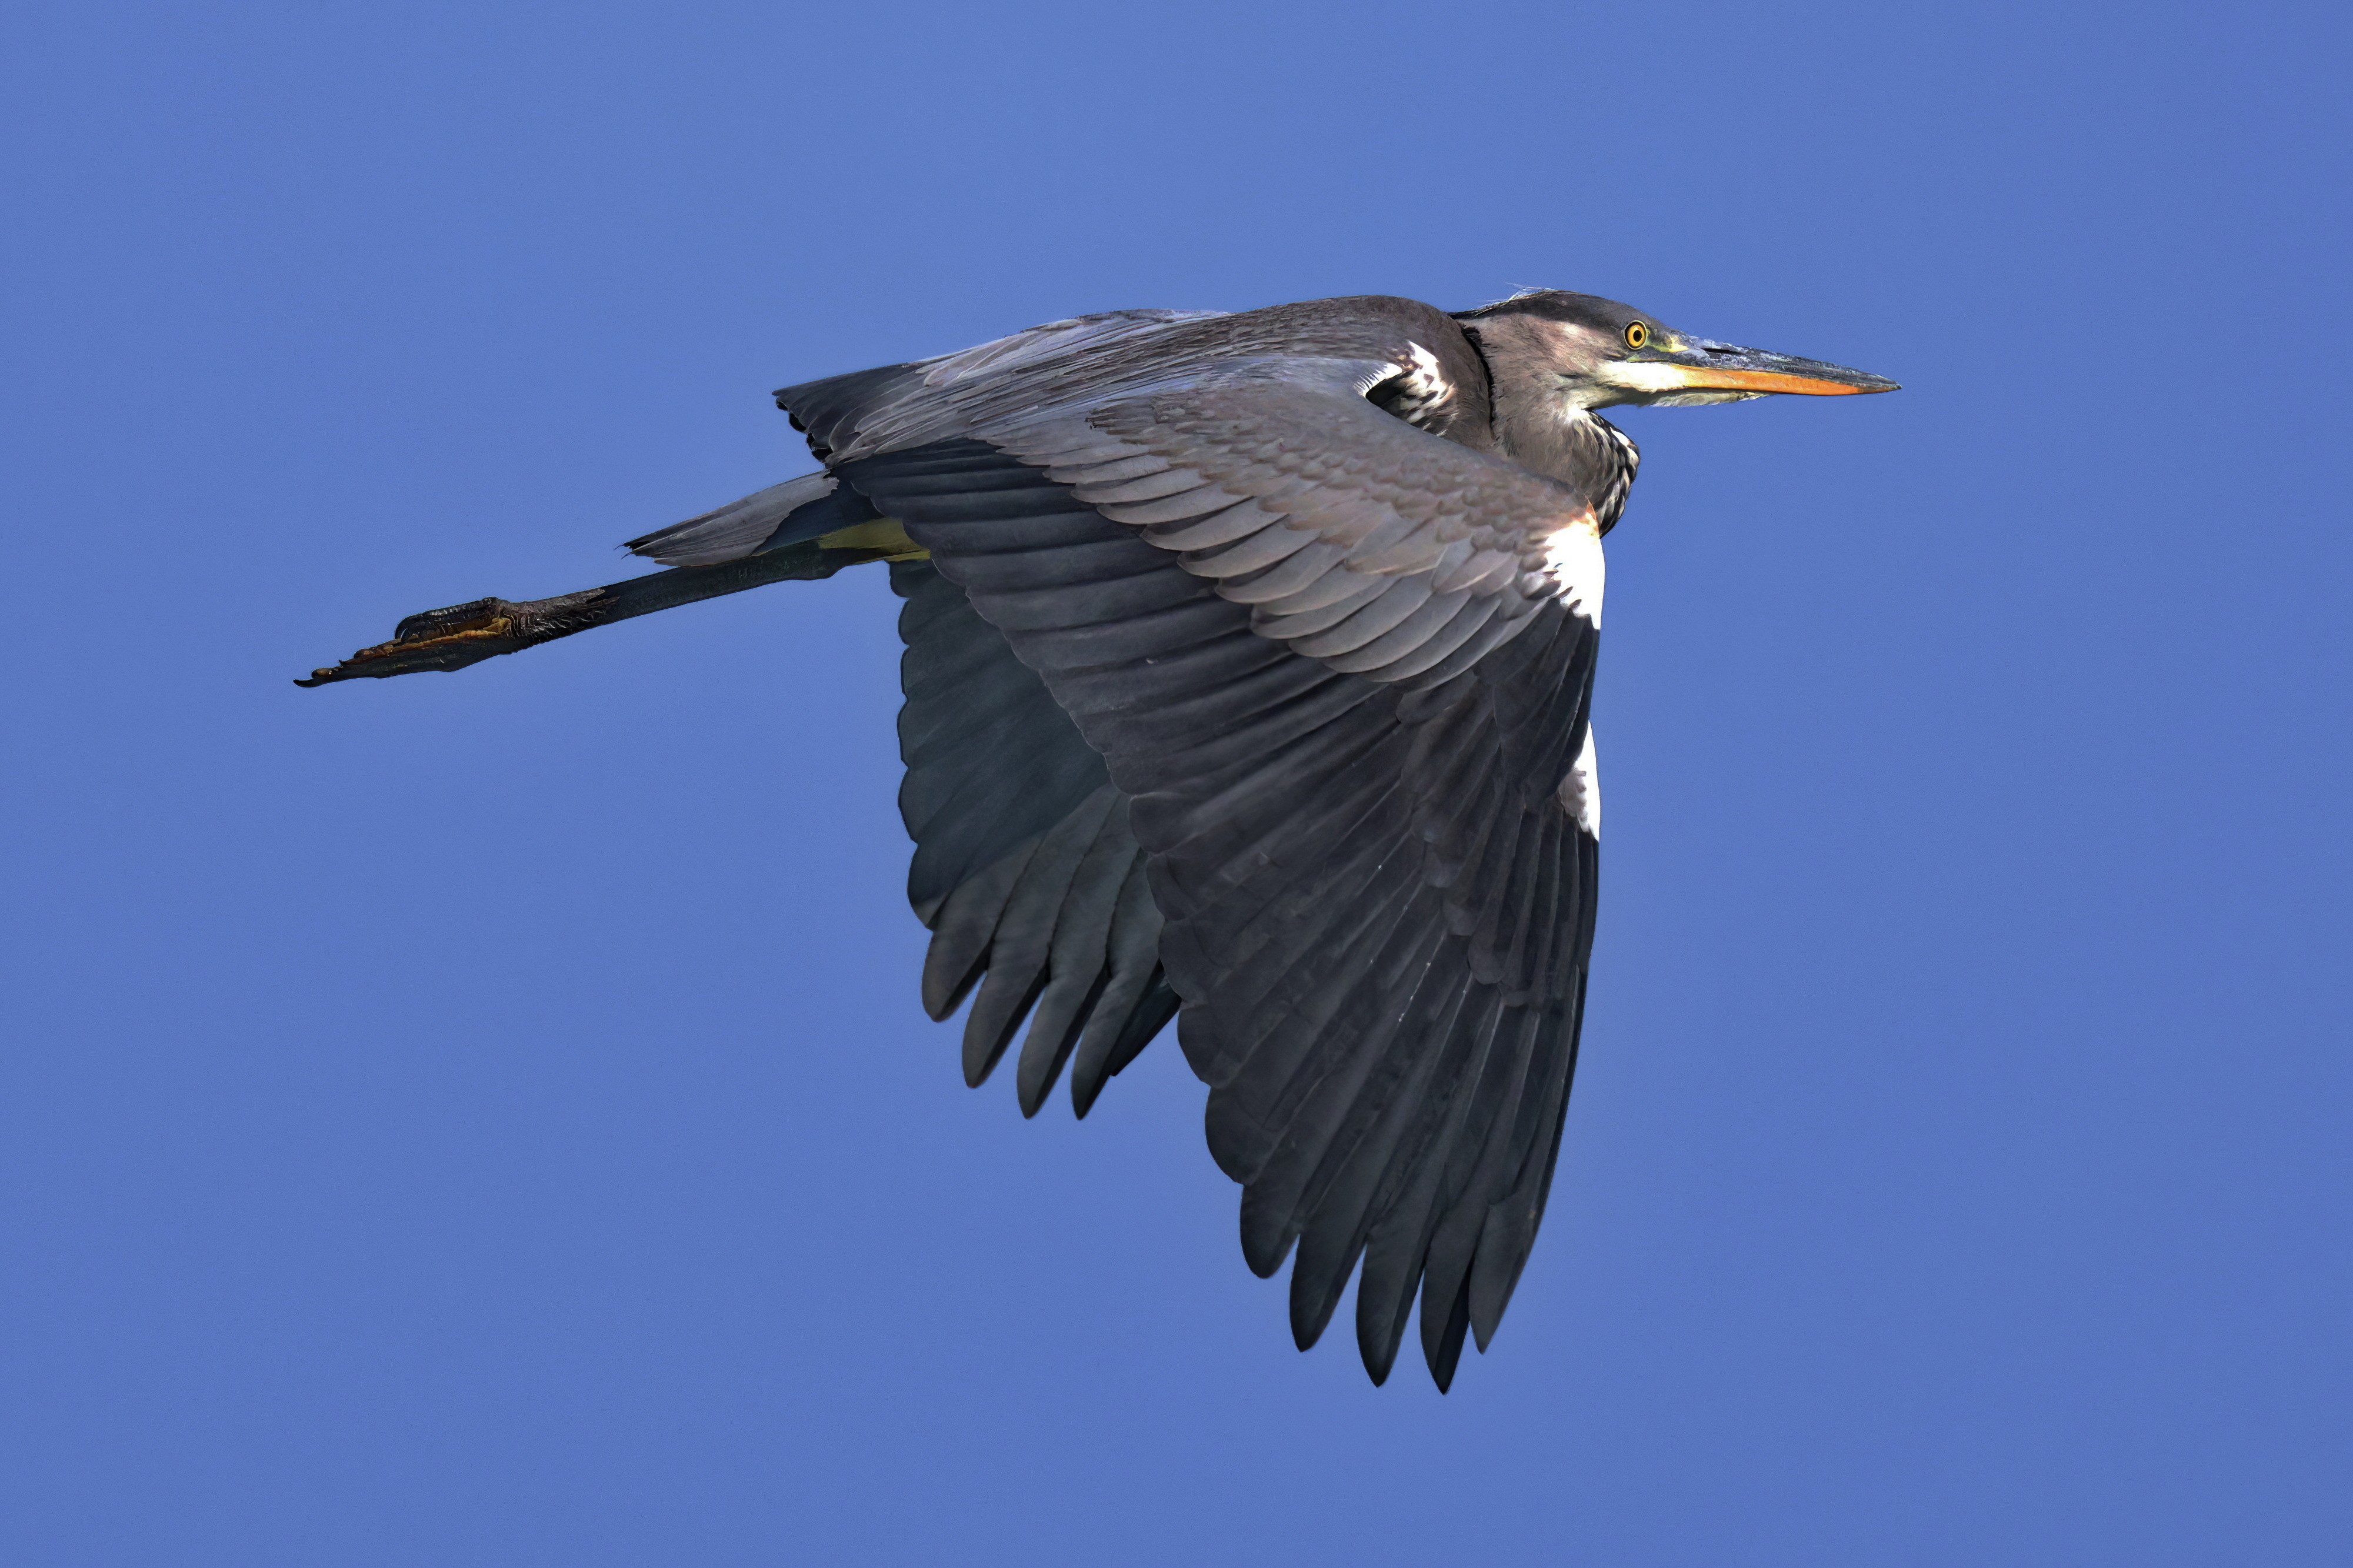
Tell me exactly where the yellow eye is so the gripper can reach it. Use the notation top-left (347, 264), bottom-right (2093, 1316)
top-left (1624, 322), bottom-right (1650, 350)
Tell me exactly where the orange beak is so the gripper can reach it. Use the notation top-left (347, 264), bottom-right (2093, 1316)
top-left (1642, 339), bottom-right (1900, 398)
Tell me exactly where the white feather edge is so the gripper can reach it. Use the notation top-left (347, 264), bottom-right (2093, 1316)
top-left (1558, 725), bottom-right (1600, 839)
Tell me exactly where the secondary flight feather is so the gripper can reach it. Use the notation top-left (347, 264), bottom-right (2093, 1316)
top-left (301, 290), bottom-right (1896, 1389)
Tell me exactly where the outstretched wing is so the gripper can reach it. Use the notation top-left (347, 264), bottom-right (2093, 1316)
top-left (891, 559), bottom-right (1177, 1118)
top-left (794, 297), bottom-right (1604, 1388)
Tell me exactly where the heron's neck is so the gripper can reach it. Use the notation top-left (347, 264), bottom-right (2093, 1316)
top-left (1462, 323), bottom-right (1641, 529)
top-left (1492, 398), bottom-right (1641, 533)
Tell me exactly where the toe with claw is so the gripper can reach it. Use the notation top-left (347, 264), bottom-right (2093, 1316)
top-left (296, 590), bottom-right (610, 686)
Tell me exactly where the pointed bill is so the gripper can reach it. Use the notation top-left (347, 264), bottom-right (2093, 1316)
top-left (1639, 340), bottom-right (1899, 397)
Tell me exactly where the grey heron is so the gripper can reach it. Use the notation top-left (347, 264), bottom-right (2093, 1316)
top-left (302, 290), bottom-right (1897, 1388)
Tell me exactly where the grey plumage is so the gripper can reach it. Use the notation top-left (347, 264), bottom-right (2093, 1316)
top-left (625, 472), bottom-right (882, 566)
top-left (300, 287), bottom-right (1895, 1390)
top-left (892, 558), bottom-right (1173, 1116)
top-left (822, 296), bottom-right (1609, 1387)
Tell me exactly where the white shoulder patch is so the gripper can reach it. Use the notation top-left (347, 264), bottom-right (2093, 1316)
top-left (1402, 341), bottom-right (1448, 398)
top-left (1360, 341), bottom-right (1458, 432)
top-left (1558, 725), bottom-right (1601, 839)
top-left (1543, 515), bottom-right (1606, 626)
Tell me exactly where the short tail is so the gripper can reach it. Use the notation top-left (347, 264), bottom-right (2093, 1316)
top-left (623, 472), bottom-right (882, 566)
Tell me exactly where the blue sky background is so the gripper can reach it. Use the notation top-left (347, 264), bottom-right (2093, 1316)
top-left (4, 2), bottom-right (2348, 1562)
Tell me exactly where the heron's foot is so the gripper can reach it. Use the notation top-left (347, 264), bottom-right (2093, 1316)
top-left (296, 590), bottom-right (610, 686)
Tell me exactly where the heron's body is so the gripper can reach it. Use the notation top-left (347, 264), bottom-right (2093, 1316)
top-left (303, 291), bottom-right (1895, 1389)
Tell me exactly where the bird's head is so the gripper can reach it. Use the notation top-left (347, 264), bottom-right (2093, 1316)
top-left (1455, 289), bottom-right (1898, 412)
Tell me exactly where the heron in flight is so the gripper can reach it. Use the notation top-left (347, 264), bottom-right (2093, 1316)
top-left (304, 291), bottom-right (1897, 1389)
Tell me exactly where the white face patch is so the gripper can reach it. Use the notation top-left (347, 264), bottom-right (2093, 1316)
top-left (1543, 513), bottom-right (1605, 626)
top-left (1595, 358), bottom-right (1767, 406)
top-left (1595, 359), bottom-right (1699, 397)
top-left (1558, 725), bottom-right (1600, 839)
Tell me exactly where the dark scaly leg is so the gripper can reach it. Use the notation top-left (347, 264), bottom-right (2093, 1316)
top-left (296, 528), bottom-right (920, 686)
